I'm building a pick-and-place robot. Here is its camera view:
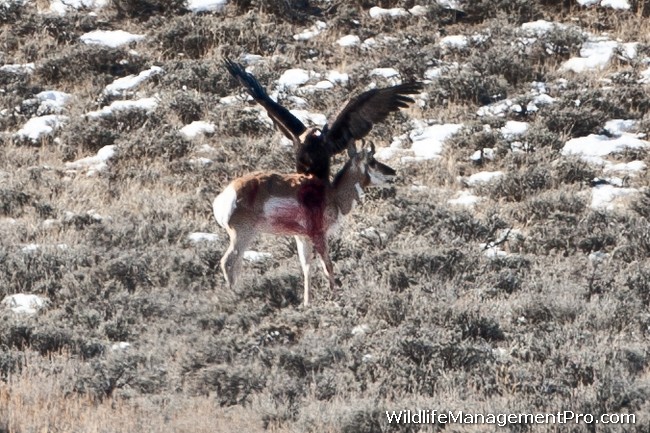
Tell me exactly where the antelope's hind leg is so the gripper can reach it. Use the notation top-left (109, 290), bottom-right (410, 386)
top-left (313, 237), bottom-right (339, 296)
top-left (295, 236), bottom-right (314, 306)
top-left (221, 228), bottom-right (253, 289)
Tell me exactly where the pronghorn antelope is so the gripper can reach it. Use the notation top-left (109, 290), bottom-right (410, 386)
top-left (213, 143), bottom-right (395, 306)
top-left (224, 58), bottom-right (422, 182)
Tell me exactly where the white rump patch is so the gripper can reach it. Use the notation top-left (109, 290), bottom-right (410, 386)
top-left (213, 184), bottom-right (237, 229)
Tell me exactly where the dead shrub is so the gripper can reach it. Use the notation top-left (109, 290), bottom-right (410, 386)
top-left (554, 157), bottom-right (597, 185)
top-left (242, 272), bottom-right (302, 309)
top-left (154, 15), bottom-right (220, 59)
top-left (543, 105), bottom-right (607, 137)
top-left (446, 122), bottom-right (505, 155)
top-left (59, 121), bottom-right (118, 160)
top-left (438, 342), bottom-right (495, 371)
top-left (484, 166), bottom-right (552, 202)
top-left (341, 408), bottom-right (384, 433)
top-left (37, 45), bottom-right (146, 85)
top-left (0, 349), bottom-right (23, 378)
top-left (596, 375), bottom-right (648, 413)
top-left (0, 0), bottom-right (22, 23)
top-left (533, 24), bottom-right (586, 57)
top-left (0, 188), bottom-right (31, 216)
top-left (631, 189), bottom-right (650, 218)
top-left (462, 0), bottom-right (542, 24)
top-left (369, 293), bottom-right (408, 326)
top-left (469, 44), bottom-right (537, 86)
top-left (161, 59), bottom-right (231, 94)
top-left (194, 365), bottom-right (266, 405)
top-left (522, 125), bottom-right (563, 151)
top-left (111, 0), bottom-right (186, 20)
top-left (434, 68), bottom-right (509, 105)
top-left (169, 91), bottom-right (206, 124)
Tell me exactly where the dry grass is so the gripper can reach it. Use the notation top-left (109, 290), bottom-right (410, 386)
top-left (2, 1), bottom-right (650, 432)
top-left (1, 352), bottom-right (274, 433)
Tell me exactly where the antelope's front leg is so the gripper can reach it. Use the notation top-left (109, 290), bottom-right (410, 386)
top-left (295, 236), bottom-right (314, 306)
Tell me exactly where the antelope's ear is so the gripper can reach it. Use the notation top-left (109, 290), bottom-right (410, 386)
top-left (362, 141), bottom-right (375, 156)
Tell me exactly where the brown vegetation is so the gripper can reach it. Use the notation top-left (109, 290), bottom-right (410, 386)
top-left (1, 0), bottom-right (650, 432)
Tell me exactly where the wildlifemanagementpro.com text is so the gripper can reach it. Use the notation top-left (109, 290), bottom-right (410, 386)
top-left (385, 410), bottom-right (636, 427)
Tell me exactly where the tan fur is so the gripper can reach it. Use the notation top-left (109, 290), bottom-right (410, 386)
top-left (214, 150), bottom-right (394, 306)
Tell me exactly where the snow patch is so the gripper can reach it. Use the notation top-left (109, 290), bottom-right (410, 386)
top-left (409, 123), bottom-right (463, 160)
top-left (111, 342), bottom-right (131, 351)
top-left (293, 21), bottom-right (327, 41)
top-left (0, 63), bottom-right (35, 74)
top-left (466, 171), bottom-right (504, 186)
top-left (23, 90), bottom-right (72, 115)
top-left (289, 109), bottom-right (327, 127)
top-left (591, 184), bottom-right (638, 210)
top-left (188, 232), bottom-right (220, 243)
top-left (21, 244), bottom-right (41, 253)
top-left (186, 0), bottom-right (227, 13)
top-left (369, 6), bottom-right (409, 18)
top-left (448, 191), bottom-right (482, 206)
top-left (278, 69), bottom-right (317, 89)
top-left (219, 95), bottom-right (240, 105)
top-left (2, 294), bottom-right (47, 315)
top-left (604, 119), bottom-right (637, 136)
top-left (577, 0), bottom-right (630, 9)
top-left (562, 134), bottom-right (649, 165)
top-left (439, 35), bottom-right (469, 49)
top-left (480, 243), bottom-right (508, 258)
top-left (409, 5), bottom-right (428, 16)
top-left (298, 81), bottom-right (335, 93)
top-left (104, 66), bottom-right (163, 96)
top-left (80, 30), bottom-right (145, 48)
top-left (437, 0), bottom-right (462, 9)
top-left (180, 121), bottom-right (216, 139)
top-left (65, 145), bottom-right (116, 176)
top-left (15, 115), bottom-right (68, 142)
top-left (470, 148), bottom-right (495, 162)
top-left (86, 97), bottom-right (158, 118)
top-left (500, 121), bottom-right (529, 139)
top-left (424, 67), bottom-right (442, 80)
top-left (560, 38), bottom-right (636, 73)
top-left (520, 20), bottom-right (565, 36)
top-left (526, 93), bottom-right (556, 113)
top-left (326, 70), bottom-right (349, 84)
top-left (243, 251), bottom-right (272, 262)
top-left (477, 99), bottom-right (521, 117)
top-left (603, 160), bottom-right (647, 175)
top-left (352, 324), bottom-right (370, 336)
top-left (337, 35), bottom-right (361, 47)
top-left (370, 67), bottom-right (400, 79)
top-left (189, 157), bottom-right (212, 166)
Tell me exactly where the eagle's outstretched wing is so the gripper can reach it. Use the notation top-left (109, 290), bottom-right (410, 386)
top-left (223, 58), bottom-right (307, 143)
top-left (324, 82), bottom-right (423, 156)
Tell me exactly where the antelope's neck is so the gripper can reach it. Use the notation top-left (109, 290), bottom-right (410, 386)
top-left (332, 166), bottom-right (364, 216)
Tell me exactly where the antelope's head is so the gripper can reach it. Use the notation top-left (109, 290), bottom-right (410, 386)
top-left (350, 142), bottom-right (396, 187)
